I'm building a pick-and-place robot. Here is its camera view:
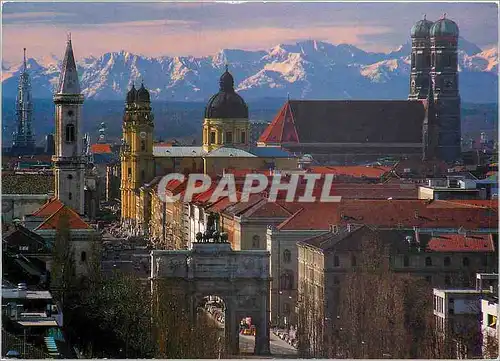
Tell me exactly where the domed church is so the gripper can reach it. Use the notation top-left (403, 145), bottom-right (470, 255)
top-left (120, 67), bottom-right (297, 224)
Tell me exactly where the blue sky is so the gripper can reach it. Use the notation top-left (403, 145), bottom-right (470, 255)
top-left (2, 2), bottom-right (498, 64)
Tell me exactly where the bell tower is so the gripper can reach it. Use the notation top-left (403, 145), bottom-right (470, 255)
top-left (409, 15), bottom-right (433, 100)
top-left (53, 35), bottom-right (85, 214)
top-left (120, 83), bottom-right (154, 223)
top-left (430, 15), bottom-right (461, 163)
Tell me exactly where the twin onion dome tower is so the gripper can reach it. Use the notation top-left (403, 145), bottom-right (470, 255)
top-left (409, 15), bottom-right (461, 163)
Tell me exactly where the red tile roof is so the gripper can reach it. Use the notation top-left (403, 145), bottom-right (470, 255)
top-left (35, 205), bottom-right (92, 231)
top-left (276, 199), bottom-right (498, 231)
top-left (427, 234), bottom-right (494, 252)
top-left (277, 202), bottom-right (342, 231)
top-left (441, 199), bottom-right (498, 210)
top-left (32, 198), bottom-right (64, 217)
top-left (91, 143), bottom-right (112, 154)
top-left (258, 102), bottom-right (300, 144)
top-left (307, 166), bottom-right (392, 178)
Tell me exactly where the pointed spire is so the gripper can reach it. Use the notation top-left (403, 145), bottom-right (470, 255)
top-left (225, 63), bottom-right (229, 72)
top-left (287, 92), bottom-right (290, 101)
top-left (443, 13), bottom-right (446, 19)
top-left (423, 14), bottom-right (426, 20)
top-left (23, 48), bottom-right (27, 71)
top-left (57, 35), bottom-right (81, 94)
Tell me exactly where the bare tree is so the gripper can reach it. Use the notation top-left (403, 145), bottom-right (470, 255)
top-left (153, 279), bottom-right (224, 358)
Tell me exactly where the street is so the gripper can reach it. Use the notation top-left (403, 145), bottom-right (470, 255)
top-left (239, 333), bottom-right (297, 357)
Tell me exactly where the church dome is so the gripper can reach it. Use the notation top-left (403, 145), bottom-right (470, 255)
top-left (430, 17), bottom-right (459, 38)
top-left (137, 83), bottom-right (150, 103)
top-left (204, 67), bottom-right (248, 119)
top-left (126, 84), bottom-right (137, 103)
top-left (411, 18), bottom-right (434, 38)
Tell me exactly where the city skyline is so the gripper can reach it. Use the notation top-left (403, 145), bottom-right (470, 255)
top-left (2, 2), bottom-right (498, 64)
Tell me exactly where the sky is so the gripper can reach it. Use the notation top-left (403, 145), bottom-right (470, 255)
top-left (2, 1), bottom-right (498, 64)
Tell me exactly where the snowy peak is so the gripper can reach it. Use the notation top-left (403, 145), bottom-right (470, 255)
top-left (1, 39), bottom-right (497, 103)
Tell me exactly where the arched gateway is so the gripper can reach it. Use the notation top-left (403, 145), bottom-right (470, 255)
top-left (150, 215), bottom-right (271, 356)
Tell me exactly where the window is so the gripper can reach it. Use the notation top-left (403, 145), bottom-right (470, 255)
top-left (141, 170), bottom-right (145, 182)
top-left (225, 131), bottom-right (233, 143)
top-left (425, 257), bottom-right (432, 266)
top-left (128, 168), bottom-right (132, 177)
top-left (241, 131), bottom-right (246, 144)
top-left (252, 235), bottom-right (260, 248)
top-left (403, 256), bottom-right (409, 267)
top-left (334, 255), bottom-right (340, 267)
top-left (444, 276), bottom-right (451, 286)
top-left (351, 255), bottom-right (357, 267)
top-left (210, 131), bottom-right (216, 144)
top-left (444, 257), bottom-right (451, 267)
top-left (411, 53), bottom-right (415, 68)
top-left (68, 192), bottom-right (72, 200)
top-left (280, 271), bottom-right (294, 290)
top-left (141, 140), bottom-right (146, 151)
top-left (81, 251), bottom-right (87, 262)
top-left (333, 276), bottom-right (340, 285)
top-left (283, 303), bottom-right (290, 314)
top-left (65, 124), bottom-right (75, 142)
top-left (425, 54), bottom-right (431, 68)
top-left (425, 275), bottom-right (432, 283)
top-left (283, 249), bottom-right (291, 264)
top-left (488, 314), bottom-right (497, 329)
top-left (463, 257), bottom-right (470, 267)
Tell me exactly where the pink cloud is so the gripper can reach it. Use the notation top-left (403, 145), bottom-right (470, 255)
top-left (3, 22), bottom-right (393, 63)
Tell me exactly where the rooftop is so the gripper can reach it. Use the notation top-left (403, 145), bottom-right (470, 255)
top-left (2, 173), bottom-right (54, 194)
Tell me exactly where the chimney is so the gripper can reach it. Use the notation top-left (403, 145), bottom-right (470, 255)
top-left (414, 227), bottom-right (420, 245)
top-left (17, 283), bottom-right (27, 298)
top-left (347, 224), bottom-right (352, 232)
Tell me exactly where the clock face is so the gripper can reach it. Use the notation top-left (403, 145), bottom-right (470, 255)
top-left (140, 131), bottom-right (147, 139)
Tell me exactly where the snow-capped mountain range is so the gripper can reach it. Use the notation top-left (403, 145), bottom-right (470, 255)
top-left (2, 38), bottom-right (498, 103)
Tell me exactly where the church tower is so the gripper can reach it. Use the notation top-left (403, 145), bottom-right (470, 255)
top-left (203, 66), bottom-right (249, 152)
top-left (430, 15), bottom-right (461, 163)
top-left (409, 16), bottom-right (434, 100)
top-left (422, 77), bottom-right (439, 160)
top-left (12, 48), bottom-right (36, 155)
top-left (120, 83), bottom-right (154, 223)
top-left (53, 36), bottom-right (85, 214)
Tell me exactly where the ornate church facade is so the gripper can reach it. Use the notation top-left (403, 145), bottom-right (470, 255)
top-left (120, 67), bottom-right (297, 225)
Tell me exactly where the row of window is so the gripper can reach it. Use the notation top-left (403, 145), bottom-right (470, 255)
top-left (411, 53), bottom-right (457, 69)
top-left (209, 131), bottom-right (246, 144)
top-left (404, 255), bottom-right (484, 268)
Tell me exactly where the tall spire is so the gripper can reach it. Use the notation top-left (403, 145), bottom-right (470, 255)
top-left (23, 48), bottom-right (27, 71)
top-left (12, 47), bottom-right (35, 154)
top-left (57, 36), bottom-right (81, 94)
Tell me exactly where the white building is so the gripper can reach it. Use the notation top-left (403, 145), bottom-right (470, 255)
top-left (433, 288), bottom-right (490, 358)
top-left (481, 295), bottom-right (498, 358)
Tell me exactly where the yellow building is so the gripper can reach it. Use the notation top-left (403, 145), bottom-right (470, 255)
top-left (120, 67), bottom-right (298, 227)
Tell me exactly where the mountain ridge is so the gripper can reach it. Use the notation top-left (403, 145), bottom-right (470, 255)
top-left (2, 38), bottom-right (498, 103)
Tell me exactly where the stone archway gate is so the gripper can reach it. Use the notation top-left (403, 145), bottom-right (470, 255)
top-left (150, 242), bottom-right (271, 356)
